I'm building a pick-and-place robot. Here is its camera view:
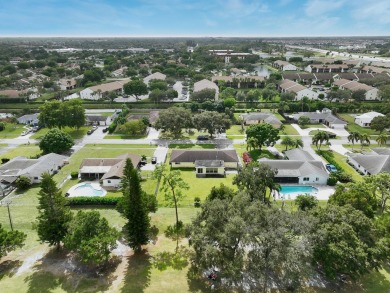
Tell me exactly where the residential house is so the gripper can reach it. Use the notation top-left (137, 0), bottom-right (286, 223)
top-left (273, 60), bottom-right (297, 71)
top-left (290, 109), bottom-right (347, 129)
top-left (111, 67), bottom-right (128, 78)
top-left (86, 115), bottom-right (108, 126)
top-left (305, 64), bottom-right (349, 73)
top-left (347, 148), bottom-right (390, 175)
top-left (259, 149), bottom-right (328, 185)
top-left (278, 79), bottom-right (319, 100)
top-left (211, 76), bottom-right (264, 88)
top-left (193, 79), bottom-right (219, 100)
top-left (209, 50), bottom-right (252, 63)
top-left (143, 72), bottom-right (166, 84)
top-left (17, 113), bottom-right (39, 125)
top-left (170, 149), bottom-right (239, 177)
top-left (0, 153), bottom-right (67, 185)
top-left (79, 154), bottom-right (141, 189)
top-left (333, 78), bottom-right (379, 100)
top-left (360, 65), bottom-right (390, 75)
top-left (354, 111), bottom-right (385, 127)
top-left (79, 79), bottom-right (130, 100)
top-left (58, 78), bottom-right (77, 91)
top-left (240, 112), bottom-right (282, 128)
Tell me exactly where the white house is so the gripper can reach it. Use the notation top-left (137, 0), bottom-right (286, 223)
top-left (79, 154), bottom-right (141, 189)
top-left (259, 149), bottom-right (329, 185)
top-left (354, 112), bottom-right (385, 127)
top-left (333, 79), bottom-right (379, 100)
top-left (0, 153), bottom-right (67, 185)
top-left (273, 60), bottom-right (297, 71)
top-left (278, 79), bottom-right (319, 100)
top-left (170, 150), bottom-right (239, 177)
top-left (79, 79), bottom-right (130, 100)
top-left (347, 148), bottom-right (390, 175)
top-left (193, 79), bottom-right (219, 100)
top-left (290, 110), bottom-right (347, 129)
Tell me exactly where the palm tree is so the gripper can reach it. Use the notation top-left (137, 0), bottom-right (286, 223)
top-left (246, 137), bottom-right (257, 151)
top-left (376, 133), bottom-right (388, 147)
top-left (281, 136), bottom-right (294, 151)
top-left (347, 131), bottom-right (360, 150)
top-left (359, 133), bottom-right (371, 150)
top-left (294, 138), bottom-right (304, 149)
top-left (312, 131), bottom-right (329, 150)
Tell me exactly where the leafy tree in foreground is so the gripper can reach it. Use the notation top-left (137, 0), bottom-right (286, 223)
top-left (190, 194), bottom-right (313, 292)
top-left (39, 128), bottom-right (74, 154)
top-left (118, 159), bottom-right (150, 252)
top-left (192, 111), bottom-right (231, 138)
top-left (0, 224), bottom-right (26, 258)
top-left (246, 123), bottom-right (280, 151)
top-left (311, 205), bottom-right (387, 279)
top-left (365, 173), bottom-right (390, 213)
top-left (64, 211), bottom-right (119, 266)
top-left (233, 162), bottom-right (279, 203)
top-left (295, 194), bottom-right (318, 211)
top-left (328, 182), bottom-right (378, 218)
top-left (15, 176), bottom-right (32, 190)
top-left (37, 173), bottom-right (72, 249)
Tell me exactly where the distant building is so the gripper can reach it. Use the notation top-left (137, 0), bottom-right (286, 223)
top-left (193, 79), bottom-right (219, 100)
top-left (278, 79), bottom-right (319, 100)
top-left (348, 148), bottom-right (390, 175)
top-left (240, 112), bottom-right (282, 128)
top-left (17, 113), bottom-right (39, 126)
top-left (143, 72), bottom-right (166, 84)
top-left (58, 78), bottom-right (77, 91)
top-left (354, 111), bottom-right (385, 127)
top-left (272, 60), bottom-right (297, 71)
top-left (79, 79), bottom-right (130, 100)
top-left (209, 50), bottom-right (252, 64)
top-left (305, 64), bottom-right (349, 73)
top-left (333, 78), bottom-right (379, 100)
top-left (290, 110), bottom-right (347, 129)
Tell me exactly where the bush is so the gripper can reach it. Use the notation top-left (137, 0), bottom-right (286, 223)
top-left (327, 176), bottom-right (337, 186)
top-left (0, 122), bottom-right (5, 131)
top-left (295, 194), bottom-right (318, 211)
top-left (194, 197), bottom-right (201, 208)
top-left (66, 196), bottom-right (121, 206)
top-left (15, 176), bottom-right (32, 190)
top-left (1, 158), bottom-right (10, 164)
top-left (334, 171), bottom-right (353, 183)
top-left (70, 172), bottom-right (79, 179)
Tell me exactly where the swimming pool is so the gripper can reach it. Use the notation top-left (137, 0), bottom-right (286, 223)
top-left (279, 185), bottom-right (318, 195)
top-left (67, 182), bottom-right (107, 197)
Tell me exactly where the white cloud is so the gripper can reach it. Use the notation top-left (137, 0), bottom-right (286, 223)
top-left (350, 0), bottom-right (390, 24)
top-left (304, 0), bottom-right (345, 17)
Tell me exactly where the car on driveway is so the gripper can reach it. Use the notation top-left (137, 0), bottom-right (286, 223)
top-left (151, 157), bottom-right (157, 164)
top-left (197, 135), bottom-right (209, 141)
top-left (326, 164), bottom-right (337, 173)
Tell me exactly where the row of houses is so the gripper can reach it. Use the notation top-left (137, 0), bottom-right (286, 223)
top-left (333, 78), bottom-right (379, 100)
top-left (278, 79), bottom-right (319, 100)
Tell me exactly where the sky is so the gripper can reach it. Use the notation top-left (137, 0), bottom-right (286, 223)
top-left (0, 0), bottom-right (389, 37)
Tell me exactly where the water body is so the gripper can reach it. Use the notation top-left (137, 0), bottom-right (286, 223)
top-left (253, 65), bottom-right (270, 77)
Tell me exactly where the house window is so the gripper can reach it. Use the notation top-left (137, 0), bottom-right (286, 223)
top-left (197, 168), bottom-right (203, 174)
top-left (108, 180), bottom-right (111, 183)
top-left (303, 177), bottom-right (309, 181)
top-left (316, 177), bottom-right (319, 181)
top-left (206, 168), bottom-right (218, 174)
top-left (34, 177), bottom-right (39, 180)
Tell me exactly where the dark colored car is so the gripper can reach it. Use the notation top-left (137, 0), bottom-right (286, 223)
top-left (151, 157), bottom-right (157, 164)
top-left (326, 164), bottom-right (337, 173)
top-left (102, 127), bottom-right (109, 133)
top-left (87, 129), bottom-right (93, 135)
top-left (197, 135), bottom-right (209, 141)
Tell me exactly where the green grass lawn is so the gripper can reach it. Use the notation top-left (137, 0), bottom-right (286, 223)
top-left (30, 126), bottom-right (90, 140)
top-left (302, 124), bottom-right (325, 129)
top-left (169, 143), bottom-right (215, 149)
top-left (159, 129), bottom-right (210, 140)
top-left (0, 123), bottom-right (25, 138)
top-left (343, 143), bottom-right (390, 151)
top-left (338, 113), bottom-right (381, 135)
top-left (280, 124), bottom-right (299, 135)
top-left (87, 111), bottom-right (113, 117)
top-left (0, 144), bottom-right (41, 160)
top-left (226, 125), bottom-right (246, 136)
top-left (104, 134), bottom-right (147, 139)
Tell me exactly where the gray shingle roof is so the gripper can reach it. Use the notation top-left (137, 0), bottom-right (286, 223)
top-left (170, 150), bottom-right (239, 163)
top-left (284, 149), bottom-right (315, 161)
top-left (258, 159), bottom-right (328, 178)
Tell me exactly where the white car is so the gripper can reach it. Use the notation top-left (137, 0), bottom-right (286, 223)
top-left (20, 131), bottom-right (28, 136)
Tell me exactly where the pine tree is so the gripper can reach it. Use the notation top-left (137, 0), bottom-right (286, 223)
top-left (36, 173), bottom-right (72, 250)
top-left (118, 159), bottom-right (150, 252)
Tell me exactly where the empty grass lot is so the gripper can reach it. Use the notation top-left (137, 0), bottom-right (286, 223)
top-left (0, 144), bottom-right (41, 160)
top-left (0, 123), bottom-right (25, 138)
top-left (30, 126), bottom-right (90, 140)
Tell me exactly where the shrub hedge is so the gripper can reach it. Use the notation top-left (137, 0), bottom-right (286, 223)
top-left (66, 196), bottom-right (121, 206)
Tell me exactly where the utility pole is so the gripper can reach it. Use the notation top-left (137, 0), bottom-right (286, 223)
top-left (6, 202), bottom-right (13, 231)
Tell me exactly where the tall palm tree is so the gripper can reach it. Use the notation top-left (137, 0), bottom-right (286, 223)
top-left (294, 138), bottom-right (304, 149)
top-left (347, 131), bottom-right (360, 150)
top-left (359, 133), bottom-right (371, 150)
top-left (312, 131), bottom-right (329, 150)
top-left (376, 133), bottom-right (388, 147)
top-left (246, 137), bottom-right (257, 151)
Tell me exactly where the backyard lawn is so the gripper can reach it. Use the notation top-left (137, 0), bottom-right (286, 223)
top-left (0, 144), bottom-right (41, 160)
top-left (31, 126), bottom-right (90, 140)
top-left (0, 123), bottom-right (25, 138)
top-left (280, 124), bottom-right (299, 135)
top-left (338, 113), bottom-right (381, 135)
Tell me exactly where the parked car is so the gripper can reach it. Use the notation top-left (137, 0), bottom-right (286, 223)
top-left (326, 164), bottom-right (337, 173)
top-left (102, 127), bottom-right (109, 133)
top-left (92, 125), bottom-right (98, 130)
top-left (87, 129), bottom-right (93, 135)
top-left (20, 131), bottom-right (28, 136)
top-left (151, 157), bottom-right (157, 164)
top-left (197, 135), bottom-right (209, 141)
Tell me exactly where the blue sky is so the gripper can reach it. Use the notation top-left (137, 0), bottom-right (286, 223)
top-left (0, 0), bottom-right (389, 37)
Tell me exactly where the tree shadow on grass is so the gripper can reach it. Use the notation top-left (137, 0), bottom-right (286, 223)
top-left (24, 248), bottom-right (120, 293)
top-left (120, 250), bottom-right (152, 293)
top-left (152, 246), bottom-right (189, 271)
top-left (0, 260), bottom-right (22, 281)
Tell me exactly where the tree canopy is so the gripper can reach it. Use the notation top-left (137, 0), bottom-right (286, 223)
top-left (123, 79), bottom-right (148, 100)
top-left (39, 128), bottom-right (74, 154)
top-left (192, 111), bottom-right (231, 138)
top-left (154, 107), bottom-right (192, 138)
top-left (246, 123), bottom-right (280, 150)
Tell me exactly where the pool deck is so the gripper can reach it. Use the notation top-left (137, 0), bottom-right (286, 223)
top-left (274, 184), bottom-right (335, 200)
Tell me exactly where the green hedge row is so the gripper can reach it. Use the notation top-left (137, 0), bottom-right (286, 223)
top-left (316, 150), bottom-right (342, 170)
top-left (66, 196), bottom-right (121, 206)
